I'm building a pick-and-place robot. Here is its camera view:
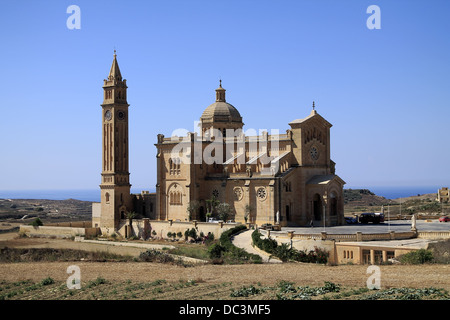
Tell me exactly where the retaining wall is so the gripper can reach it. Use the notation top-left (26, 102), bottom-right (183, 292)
top-left (20, 225), bottom-right (99, 239)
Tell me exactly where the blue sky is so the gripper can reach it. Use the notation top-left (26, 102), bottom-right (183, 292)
top-left (0, 0), bottom-right (449, 193)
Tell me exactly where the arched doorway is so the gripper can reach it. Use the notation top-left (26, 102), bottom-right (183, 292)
top-left (199, 206), bottom-right (205, 222)
top-left (313, 194), bottom-right (322, 221)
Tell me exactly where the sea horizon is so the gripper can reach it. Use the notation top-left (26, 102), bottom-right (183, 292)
top-left (0, 186), bottom-right (443, 202)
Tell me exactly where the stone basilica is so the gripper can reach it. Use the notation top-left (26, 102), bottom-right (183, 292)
top-left (92, 53), bottom-right (346, 233)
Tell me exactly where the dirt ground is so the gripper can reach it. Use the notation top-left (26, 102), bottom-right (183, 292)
top-left (1, 261), bottom-right (449, 290)
top-left (1, 232), bottom-right (449, 291)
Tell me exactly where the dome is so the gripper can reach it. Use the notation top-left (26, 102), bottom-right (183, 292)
top-left (201, 101), bottom-right (242, 123)
top-left (200, 81), bottom-right (243, 124)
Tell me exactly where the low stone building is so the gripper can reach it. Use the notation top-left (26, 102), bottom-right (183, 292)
top-left (437, 187), bottom-right (449, 203)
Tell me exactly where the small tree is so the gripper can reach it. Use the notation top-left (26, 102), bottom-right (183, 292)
top-left (186, 200), bottom-right (200, 221)
top-left (244, 204), bottom-right (254, 223)
top-left (125, 211), bottom-right (137, 226)
top-left (205, 195), bottom-right (220, 221)
top-left (30, 217), bottom-right (43, 227)
top-left (217, 202), bottom-right (232, 222)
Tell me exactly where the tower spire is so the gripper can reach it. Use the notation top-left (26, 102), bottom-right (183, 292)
top-left (108, 50), bottom-right (122, 81)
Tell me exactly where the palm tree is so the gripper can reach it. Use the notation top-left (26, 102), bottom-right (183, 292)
top-left (125, 211), bottom-right (137, 238)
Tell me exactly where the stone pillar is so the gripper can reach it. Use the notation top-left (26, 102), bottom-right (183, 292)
top-left (321, 231), bottom-right (327, 240)
top-left (370, 249), bottom-right (375, 265)
top-left (382, 250), bottom-right (387, 263)
top-left (389, 231), bottom-right (396, 240)
top-left (356, 232), bottom-right (363, 242)
top-left (143, 218), bottom-right (150, 240)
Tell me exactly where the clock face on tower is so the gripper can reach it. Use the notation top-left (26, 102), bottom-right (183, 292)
top-left (117, 110), bottom-right (126, 120)
top-left (310, 146), bottom-right (319, 161)
top-left (105, 110), bottom-right (112, 121)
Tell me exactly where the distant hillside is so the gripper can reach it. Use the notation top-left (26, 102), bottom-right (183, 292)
top-left (0, 198), bottom-right (92, 222)
top-left (344, 189), bottom-right (392, 215)
top-left (344, 189), bottom-right (448, 216)
top-left (344, 189), bottom-right (390, 206)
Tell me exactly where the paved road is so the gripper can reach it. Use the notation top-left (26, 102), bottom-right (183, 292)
top-left (279, 220), bottom-right (450, 234)
top-left (231, 229), bottom-right (282, 263)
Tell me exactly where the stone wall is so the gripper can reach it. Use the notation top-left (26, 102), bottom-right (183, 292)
top-left (45, 221), bottom-right (92, 228)
top-left (20, 225), bottom-right (100, 239)
top-left (116, 219), bottom-right (240, 240)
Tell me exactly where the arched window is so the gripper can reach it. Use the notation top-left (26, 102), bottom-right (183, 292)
top-left (105, 192), bottom-right (110, 203)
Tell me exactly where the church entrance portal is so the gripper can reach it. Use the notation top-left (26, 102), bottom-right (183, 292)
top-left (313, 194), bottom-right (322, 221)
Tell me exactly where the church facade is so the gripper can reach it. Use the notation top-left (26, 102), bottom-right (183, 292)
top-left (93, 54), bottom-right (346, 233)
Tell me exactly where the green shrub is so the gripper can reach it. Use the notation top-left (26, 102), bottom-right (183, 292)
top-left (211, 225), bottom-right (261, 264)
top-left (399, 249), bottom-right (434, 264)
top-left (230, 285), bottom-right (265, 297)
top-left (252, 230), bottom-right (328, 264)
top-left (185, 228), bottom-right (197, 240)
top-left (273, 243), bottom-right (292, 262)
top-left (40, 277), bottom-right (54, 286)
top-left (208, 243), bottom-right (225, 259)
top-left (251, 229), bottom-right (278, 254)
top-left (30, 218), bottom-right (43, 227)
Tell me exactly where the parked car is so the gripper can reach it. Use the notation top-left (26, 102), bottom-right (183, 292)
top-left (260, 223), bottom-right (273, 230)
top-left (439, 216), bottom-right (450, 222)
top-left (358, 212), bottom-right (384, 224)
top-left (345, 217), bottom-right (358, 224)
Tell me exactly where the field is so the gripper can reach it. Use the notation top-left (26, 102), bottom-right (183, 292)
top-left (0, 261), bottom-right (449, 301)
top-left (1, 191), bottom-right (450, 302)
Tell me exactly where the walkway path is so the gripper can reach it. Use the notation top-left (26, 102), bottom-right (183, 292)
top-left (232, 229), bottom-right (282, 264)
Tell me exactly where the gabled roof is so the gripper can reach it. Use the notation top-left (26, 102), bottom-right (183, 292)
top-left (307, 174), bottom-right (346, 186)
top-left (289, 109), bottom-right (332, 128)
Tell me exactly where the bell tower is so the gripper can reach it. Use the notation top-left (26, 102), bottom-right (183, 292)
top-left (99, 51), bottom-right (132, 231)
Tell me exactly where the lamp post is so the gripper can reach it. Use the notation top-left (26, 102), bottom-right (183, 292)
top-left (323, 204), bottom-right (326, 232)
top-left (388, 202), bottom-right (390, 233)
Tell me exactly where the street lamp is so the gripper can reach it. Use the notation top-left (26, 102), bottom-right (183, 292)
top-left (323, 204), bottom-right (326, 232)
top-left (388, 202), bottom-right (390, 232)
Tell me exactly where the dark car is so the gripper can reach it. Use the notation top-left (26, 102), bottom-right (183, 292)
top-left (345, 217), bottom-right (358, 224)
top-left (358, 212), bottom-right (384, 224)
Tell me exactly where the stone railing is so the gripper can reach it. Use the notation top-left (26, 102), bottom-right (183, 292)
top-left (267, 230), bottom-right (419, 242)
top-left (417, 231), bottom-right (450, 240)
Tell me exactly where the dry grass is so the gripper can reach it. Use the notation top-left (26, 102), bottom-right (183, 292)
top-left (1, 232), bottom-right (449, 301)
top-left (0, 261), bottom-right (449, 291)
